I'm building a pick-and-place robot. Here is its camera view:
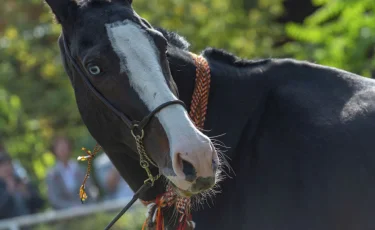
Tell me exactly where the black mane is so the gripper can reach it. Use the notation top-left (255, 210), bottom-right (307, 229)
top-left (202, 47), bottom-right (272, 67)
top-left (155, 27), bottom-right (190, 51)
top-left (156, 27), bottom-right (271, 67)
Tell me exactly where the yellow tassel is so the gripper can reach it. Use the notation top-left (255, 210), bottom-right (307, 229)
top-left (79, 185), bottom-right (87, 203)
top-left (77, 144), bottom-right (102, 203)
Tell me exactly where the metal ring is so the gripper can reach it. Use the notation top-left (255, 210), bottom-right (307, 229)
top-left (140, 160), bottom-right (149, 169)
top-left (131, 124), bottom-right (144, 139)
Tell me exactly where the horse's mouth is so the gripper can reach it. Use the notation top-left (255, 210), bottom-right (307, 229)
top-left (169, 182), bottom-right (195, 197)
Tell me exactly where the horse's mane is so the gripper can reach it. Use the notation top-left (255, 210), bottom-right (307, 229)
top-left (155, 27), bottom-right (190, 51)
top-left (202, 48), bottom-right (272, 67)
top-left (155, 28), bottom-right (271, 67)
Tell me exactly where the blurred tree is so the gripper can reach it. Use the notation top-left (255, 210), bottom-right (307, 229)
top-left (133, 0), bottom-right (285, 58)
top-left (283, 0), bottom-right (375, 77)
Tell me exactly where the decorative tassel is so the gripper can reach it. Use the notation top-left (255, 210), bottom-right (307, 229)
top-left (143, 195), bottom-right (167, 230)
top-left (177, 213), bottom-right (194, 230)
top-left (76, 144), bottom-right (102, 203)
top-left (155, 205), bottom-right (165, 230)
top-left (141, 185), bottom-right (195, 230)
top-left (177, 218), bottom-right (187, 230)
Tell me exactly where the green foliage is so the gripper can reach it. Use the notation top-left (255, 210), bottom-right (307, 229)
top-left (133, 0), bottom-right (285, 58)
top-left (284, 0), bottom-right (375, 76)
top-left (0, 88), bottom-right (22, 135)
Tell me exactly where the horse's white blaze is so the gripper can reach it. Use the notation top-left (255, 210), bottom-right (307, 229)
top-left (106, 20), bottom-right (215, 186)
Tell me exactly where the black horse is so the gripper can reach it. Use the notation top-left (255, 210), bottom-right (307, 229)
top-left (44, 0), bottom-right (375, 229)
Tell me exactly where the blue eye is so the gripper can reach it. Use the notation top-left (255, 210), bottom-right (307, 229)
top-left (87, 65), bottom-right (101, 75)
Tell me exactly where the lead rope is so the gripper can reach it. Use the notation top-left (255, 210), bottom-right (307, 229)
top-left (77, 53), bottom-right (211, 230)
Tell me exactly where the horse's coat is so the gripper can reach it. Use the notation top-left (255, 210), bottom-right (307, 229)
top-left (44, 0), bottom-right (375, 229)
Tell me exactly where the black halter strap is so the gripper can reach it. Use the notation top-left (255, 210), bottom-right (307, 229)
top-left (61, 34), bottom-right (186, 229)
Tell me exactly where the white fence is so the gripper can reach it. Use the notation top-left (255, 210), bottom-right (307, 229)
top-left (0, 198), bottom-right (142, 230)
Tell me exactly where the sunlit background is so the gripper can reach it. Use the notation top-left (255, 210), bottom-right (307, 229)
top-left (0, 0), bottom-right (374, 229)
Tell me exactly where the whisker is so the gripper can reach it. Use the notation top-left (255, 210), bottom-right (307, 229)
top-left (207, 133), bottom-right (227, 139)
top-left (194, 126), bottom-right (213, 132)
top-left (211, 139), bottom-right (231, 149)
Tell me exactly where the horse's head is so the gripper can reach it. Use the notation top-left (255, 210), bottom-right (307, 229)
top-left (44, 0), bottom-right (219, 196)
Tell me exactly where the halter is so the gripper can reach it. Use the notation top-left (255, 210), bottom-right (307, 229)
top-left (62, 34), bottom-right (185, 187)
top-left (63, 33), bottom-right (212, 229)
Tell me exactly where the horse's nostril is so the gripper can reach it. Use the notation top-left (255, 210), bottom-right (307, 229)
top-left (182, 159), bottom-right (197, 182)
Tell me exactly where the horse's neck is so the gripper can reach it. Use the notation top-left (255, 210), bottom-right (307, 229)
top-left (151, 47), bottom-right (271, 228)
top-left (168, 47), bottom-right (272, 160)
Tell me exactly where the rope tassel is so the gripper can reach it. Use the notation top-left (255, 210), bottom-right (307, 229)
top-left (143, 195), bottom-right (166, 230)
top-left (77, 144), bottom-right (102, 203)
top-left (142, 185), bottom-right (195, 230)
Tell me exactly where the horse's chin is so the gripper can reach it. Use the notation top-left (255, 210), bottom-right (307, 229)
top-left (169, 182), bottom-right (196, 197)
top-left (163, 171), bottom-right (217, 198)
top-left (162, 171), bottom-right (209, 197)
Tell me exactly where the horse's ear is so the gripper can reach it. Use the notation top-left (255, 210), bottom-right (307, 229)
top-left (44, 0), bottom-right (78, 24)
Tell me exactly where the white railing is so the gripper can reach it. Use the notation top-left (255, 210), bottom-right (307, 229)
top-left (0, 197), bottom-right (143, 230)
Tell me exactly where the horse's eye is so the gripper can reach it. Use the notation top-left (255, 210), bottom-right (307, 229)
top-left (87, 65), bottom-right (101, 75)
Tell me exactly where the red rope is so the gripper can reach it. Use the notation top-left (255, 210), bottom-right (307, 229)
top-left (141, 53), bottom-right (211, 230)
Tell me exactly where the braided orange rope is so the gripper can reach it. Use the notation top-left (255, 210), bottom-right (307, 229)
top-left (189, 53), bottom-right (211, 128)
top-left (141, 53), bottom-right (211, 230)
